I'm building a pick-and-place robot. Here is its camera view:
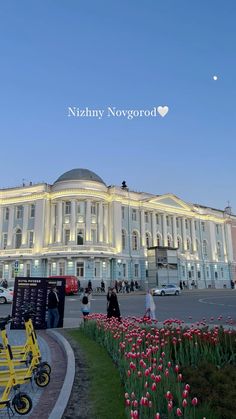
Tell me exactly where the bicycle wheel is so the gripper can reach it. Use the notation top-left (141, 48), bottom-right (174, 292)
top-left (13, 393), bottom-right (32, 415)
top-left (35, 370), bottom-right (50, 387)
top-left (40, 361), bottom-right (51, 374)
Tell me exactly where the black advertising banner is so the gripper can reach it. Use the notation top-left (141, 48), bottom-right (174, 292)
top-left (11, 277), bottom-right (65, 330)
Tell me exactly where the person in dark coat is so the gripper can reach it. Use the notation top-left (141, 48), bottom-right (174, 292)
top-left (107, 288), bottom-right (121, 321)
top-left (47, 286), bottom-right (60, 328)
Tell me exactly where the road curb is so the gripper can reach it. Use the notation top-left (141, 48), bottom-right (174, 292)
top-left (47, 329), bottom-right (75, 419)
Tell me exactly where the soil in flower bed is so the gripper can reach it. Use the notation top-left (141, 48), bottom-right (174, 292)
top-left (182, 361), bottom-right (236, 419)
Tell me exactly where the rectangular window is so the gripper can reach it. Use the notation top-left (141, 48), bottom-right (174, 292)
top-left (91, 229), bottom-right (97, 244)
top-left (194, 220), bottom-right (197, 230)
top-left (65, 201), bottom-right (71, 215)
top-left (77, 229), bottom-right (84, 245)
top-left (201, 222), bottom-right (205, 232)
top-left (216, 224), bottom-right (219, 234)
top-left (132, 209), bottom-right (137, 221)
top-left (122, 206), bottom-right (125, 220)
top-left (0, 264), bottom-right (3, 279)
top-left (156, 214), bottom-right (159, 224)
top-left (176, 217), bottom-right (179, 228)
top-left (59, 262), bottom-right (65, 276)
top-left (28, 231), bottom-right (34, 248)
top-left (4, 207), bottom-right (9, 221)
top-left (166, 216), bottom-right (169, 227)
top-left (16, 205), bottom-right (23, 219)
top-left (122, 264), bottom-right (126, 277)
top-left (94, 262), bottom-right (100, 277)
top-left (206, 266), bottom-right (209, 278)
top-left (65, 229), bottom-right (70, 245)
top-left (76, 262), bottom-right (84, 277)
top-left (221, 267), bottom-right (224, 278)
top-left (53, 225), bottom-right (57, 243)
top-left (2, 233), bottom-right (7, 249)
top-left (185, 219), bottom-right (189, 229)
top-left (30, 204), bottom-right (35, 218)
top-left (182, 266), bottom-right (185, 277)
top-left (145, 212), bottom-right (149, 223)
top-left (134, 264), bottom-right (139, 277)
top-left (26, 263), bottom-right (31, 277)
top-left (77, 202), bottom-right (81, 213)
top-left (91, 203), bottom-right (96, 215)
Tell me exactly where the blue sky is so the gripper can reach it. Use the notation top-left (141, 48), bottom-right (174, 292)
top-left (0, 1), bottom-right (235, 211)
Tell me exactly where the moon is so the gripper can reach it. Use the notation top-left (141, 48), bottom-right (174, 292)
top-left (213, 75), bottom-right (218, 81)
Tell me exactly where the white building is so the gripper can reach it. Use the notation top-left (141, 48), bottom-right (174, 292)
top-left (0, 168), bottom-right (234, 288)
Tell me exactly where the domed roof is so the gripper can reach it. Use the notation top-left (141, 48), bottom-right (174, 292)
top-left (54, 168), bottom-right (106, 185)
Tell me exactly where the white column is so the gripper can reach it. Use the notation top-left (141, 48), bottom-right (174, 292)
top-left (85, 200), bottom-right (91, 242)
top-left (0, 207), bottom-right (3, 245)
top-left (7, 206), bottom-right (14, 247)
top-left (209, 221), bottom-right (217, 260)
top-left (225, 222), bottom-right (233, 262)
top-left (191, 218), bottom-right (197, 252)
top-left (104, 204), bottom-right (109, 244)
top-left (44, 200), bottom-right (51, 246)
top-left (162, 214), bottom-right (167, 246)
top-left (112, 202), bottom-right (122, 251)
top-left (57, 201), bottom-right (63, 243)
top-left (98, 202), bottom-right (104, 242)
top-left (70, 200), bottom-right (76, 242)
top-left (222, 223), bottom-right (227, 261)
top-left (152, 212), bottom-right (157, 246)
top-left (140, 210), bottom-right (145, 247)
top-left (49, 203), bottom-right (55, 244)
top-left (173, 215), bottom-right (177, 248)
top-left (22, 204), bottom-right (29, 246)
top-left (35, 200), bottom-right (46, 251)
top-left (181, 217), bottom-right (187, 251)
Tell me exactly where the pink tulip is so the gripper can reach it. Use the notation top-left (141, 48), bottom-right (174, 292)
top-left (182, 399), bottom-right (188, 408)
top-left (176, 408), bottom-right (183, 416)
top-left (192, 397), bottom-right (198, 406)
top-left (151, 383), bottom-right (157, 391)
top-left (168, 401), bottom-right (173, 411)
top-left (155, 414), bottom-right (160, 419)
top-left (177, 373), bottom-right (183, 382)
top-left (185, 384), bottom-right (190, 391)
top-left (125, 392), bottom-right (129, 399)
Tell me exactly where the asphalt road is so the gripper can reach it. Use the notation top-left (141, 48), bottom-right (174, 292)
top-left (0, 289), bottom-right (235, 327)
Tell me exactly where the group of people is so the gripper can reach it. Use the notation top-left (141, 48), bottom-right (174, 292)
top-left (114, 280), bottom-right (139, 293)
top-left (81, 285), bottom-right (156, 322)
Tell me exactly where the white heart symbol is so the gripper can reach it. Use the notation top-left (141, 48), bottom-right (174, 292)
top-left (157, 106), bottom-right (169, 117)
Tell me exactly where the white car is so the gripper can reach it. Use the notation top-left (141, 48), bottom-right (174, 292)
top-left (0, 287), bottom-right (13, 304)
top-left (152, 284), bottom-right (181, 296)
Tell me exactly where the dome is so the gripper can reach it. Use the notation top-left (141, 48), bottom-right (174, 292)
top-left (54, 168), bottom-right (106, 185)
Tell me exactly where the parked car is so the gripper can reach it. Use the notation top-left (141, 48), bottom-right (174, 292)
top-left (152, 284), bottom-right (181, 296)
top-left (49, 276), bottom-right (78, 295)
top-left (0, 287), bottom-right (13, 304)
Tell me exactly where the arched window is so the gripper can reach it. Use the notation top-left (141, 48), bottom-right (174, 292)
top-left (177, 236), bottom-right (182, 250)
top-left (203, 240), bottom-right (208, 258)
top-left (157, 234), bottom-right (162, 247)
top-left (167, 235), bottom-right (172, 247)
top-left (132, 231), bottom-right (138, 251)
top-left (186, 238), bottom-right (191, 252)
top-left (15, 229), bottom-right (22, 249)
top-left (196, 239), bottom-right (199, 253)
top-left (146, 232), bottom-right (151, 248)
top-left (217, 241), bottom-right (221, 258)
top-left (122, 229), bottom-right (126, 251)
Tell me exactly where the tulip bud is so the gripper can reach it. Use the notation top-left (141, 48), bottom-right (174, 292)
top-left (155, 414), bottom-right (160, 419)
top-left (182, 399), bottom-right (188, 408)
top-left (192, 397), bottom-right (198, 406)
top-left (176, 408), bottom-right (183, 416)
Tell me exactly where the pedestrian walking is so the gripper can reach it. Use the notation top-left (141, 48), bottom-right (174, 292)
top-left (101, 279), bottom-right (105, 293)
top-left (88, 280), bottom-right (93, 292)
top-left (130, 280), bottom-right (134, 292)
top-left (122, 280), bottom-right (126, 293)
top-left (179, 280), bottom-right (183, 290)
top-left (47, 286), bottom-right (60, 328)
top-left (81, 288), bottom-right (91, 320)
top-left (107, 288), bottom-right (121, 321)
top-left (145, 290), bottom-right (156, 320)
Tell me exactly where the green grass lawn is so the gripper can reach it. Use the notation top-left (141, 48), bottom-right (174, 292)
top-left (68, 329), bottom-right (126, 419)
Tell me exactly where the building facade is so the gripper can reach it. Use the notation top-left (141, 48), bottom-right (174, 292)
top-left (0, 168), bottom-right (234, 288)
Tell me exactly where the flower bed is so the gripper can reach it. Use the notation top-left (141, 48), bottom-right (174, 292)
top-left (81, 314), bottom-right (236, 418)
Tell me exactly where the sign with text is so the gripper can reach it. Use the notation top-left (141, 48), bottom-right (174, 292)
top-left (11, 277), bottom-right (65, 330)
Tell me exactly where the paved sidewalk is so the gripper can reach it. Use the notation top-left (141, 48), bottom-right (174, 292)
top-left (0, 327), bottom-right (67, 419)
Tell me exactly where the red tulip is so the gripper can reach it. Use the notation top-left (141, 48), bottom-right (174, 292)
top-left (182, 399), bottom-right (188, 408)
top-left (155, 414), bottom-right (160, 419)
top-left (151, 383), bottom-right (157, 391)
top-left (192, 397), bottom-right (198, 406)
top-left (176, 408), bottom-right (183, 416)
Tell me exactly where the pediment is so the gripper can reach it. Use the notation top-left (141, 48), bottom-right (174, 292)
top-left (148, 194), bottom-right (192, 211)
